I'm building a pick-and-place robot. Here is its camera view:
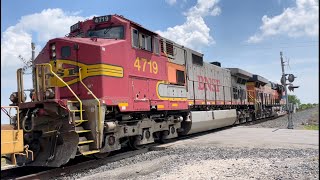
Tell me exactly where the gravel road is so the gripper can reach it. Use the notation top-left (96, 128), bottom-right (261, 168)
top-left (57, 108), bottom-right (319, 180)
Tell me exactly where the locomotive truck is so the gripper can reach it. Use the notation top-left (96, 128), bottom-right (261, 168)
top-left (1, 14), bottom-right (285, 167)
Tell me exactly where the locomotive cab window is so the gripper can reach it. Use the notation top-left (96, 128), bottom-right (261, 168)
top-left (87, 26), bottom-right (124, 39)
top-left (132, 28), bottom-right (152, 52)
top-left (139, 34), bottom-right (152, 51)
top-left (132, 29), bottom-right (139, 48)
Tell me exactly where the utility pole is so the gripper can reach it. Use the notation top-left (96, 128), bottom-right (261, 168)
top-left (280, 52), bottom-right (292, 129)
top-left (280, 51), bottom-right (299, 129)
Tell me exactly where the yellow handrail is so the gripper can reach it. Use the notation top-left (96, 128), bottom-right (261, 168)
top-left (247, 90), bottom-right (256, 103)
top-left (36, 63), bottom-right (83, 121)
top-left (78, 68), bottom-right (102, 147)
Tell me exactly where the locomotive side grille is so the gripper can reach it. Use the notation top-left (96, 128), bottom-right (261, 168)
top-left (166, 41), bottom-right (174, 57)
top-left (160, 39), bottom-right (164, 53)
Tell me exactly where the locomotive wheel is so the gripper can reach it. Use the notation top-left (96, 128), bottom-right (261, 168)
top-left (93, 152), bottom-right (111, 159)
top-left (128, 136), bottom-right (145, 150)
top-left (178, 115), bottom-right (192, 136)
top-left (159, 130), bottom-right (170, 144)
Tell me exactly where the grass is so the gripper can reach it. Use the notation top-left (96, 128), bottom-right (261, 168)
top-left (303, 107), bottom-right (319, 130)
top-left (304, 125), bottom-right (319, 130)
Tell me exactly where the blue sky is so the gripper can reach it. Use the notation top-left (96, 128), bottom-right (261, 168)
top-left (1, 0), bottom-right (319, 120)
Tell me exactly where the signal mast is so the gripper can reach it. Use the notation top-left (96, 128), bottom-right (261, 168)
top-left (280, 51), bottom-right (299, 129)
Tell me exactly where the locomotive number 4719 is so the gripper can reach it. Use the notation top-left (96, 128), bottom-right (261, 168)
top-left (134, 57), bottom-right (158, 74)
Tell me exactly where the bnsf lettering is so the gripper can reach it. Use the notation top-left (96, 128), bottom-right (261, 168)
top-left (197, 75), bottom-right (220, 92)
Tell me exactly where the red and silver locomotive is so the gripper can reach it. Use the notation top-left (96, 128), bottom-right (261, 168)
top-left (1, 14), bottom-right (285, 167)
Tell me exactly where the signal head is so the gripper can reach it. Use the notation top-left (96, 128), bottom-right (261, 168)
top-left (288, 84), bottom-right (299, 92)
top-left (288, 74), bottom-right (296, 83)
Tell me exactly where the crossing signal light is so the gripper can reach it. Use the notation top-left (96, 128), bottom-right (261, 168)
top-left (288, 85), bottom-right (299, 92)
top-left (288, 74), bottom-right (296, 83)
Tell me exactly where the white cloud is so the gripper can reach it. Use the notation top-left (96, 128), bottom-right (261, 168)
top-left (247, 0), bottom-right (319, 43)
top-left (1, 8), bottom-right (89, 68)
top-left (158, 0), bottom-right (221, 49)
top-left (1, 28), bottom-right (32, 67)
top-left (165, 0), bottom-right (177, 5)
top-left (185, 0), bottom-right (221, 17)
top-left (1, 9), bottom-right (92, 118)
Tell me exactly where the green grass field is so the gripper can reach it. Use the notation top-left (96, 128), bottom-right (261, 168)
top-left (304, 125), bottom-right (319, 130)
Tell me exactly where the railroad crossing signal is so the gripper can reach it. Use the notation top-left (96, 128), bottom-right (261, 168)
top-left (288, 84), bottom-right (299, 92)
top-left (280, 74), bottom-right (297, 85)
top-left (280, 51), bottom-right (300, 129)
top-left (287, 74), bottom-right (296, 83)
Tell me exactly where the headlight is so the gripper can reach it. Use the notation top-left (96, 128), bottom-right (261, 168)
top-left (51, 44), bottom-right (56, 51)
top-left (9, 92), bottom-right (18, 103)
top-left (52, 52), bottom-right (56, 58)
top-left (45, 89), bottom-right (55, 99)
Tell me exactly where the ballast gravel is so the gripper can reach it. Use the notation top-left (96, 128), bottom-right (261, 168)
top-left (58, 147), bottom-right (318, 180)
top-left (57, 108), bottom-right (319, 180)
top-left (247, 107), bottom-right (319, 129)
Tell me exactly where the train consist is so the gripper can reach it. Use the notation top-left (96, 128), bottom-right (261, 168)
top-left (1, 14), bottom-right (285, 167)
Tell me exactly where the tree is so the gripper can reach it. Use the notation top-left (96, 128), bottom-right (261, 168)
top-left (288, 95), bottom-right (301, 106)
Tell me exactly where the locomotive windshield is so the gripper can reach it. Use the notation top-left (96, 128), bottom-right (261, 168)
top-left (87, 26), bottom-right (124, 39)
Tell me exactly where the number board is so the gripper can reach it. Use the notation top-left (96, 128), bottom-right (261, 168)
top-left (93, 15), bottom-right (111, 24)
top-left (70, 22), bottom-right (81, 32)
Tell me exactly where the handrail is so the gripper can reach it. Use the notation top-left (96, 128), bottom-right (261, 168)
top-left (1, 106), bottom-right (20, 130)
top-left (17, 69), bottom-right (24, 103)
top-left (78, 68), bottom-right (102, 147)
top-left (36, 63), bottom-right (83, 121)
top-left (247, 90), bottom-right (256, 103)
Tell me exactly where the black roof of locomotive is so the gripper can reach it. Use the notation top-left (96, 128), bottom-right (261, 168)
top-left (250, 74), bottom-right (269, 85)
top-left (227, 68), bottom-right (253, 80)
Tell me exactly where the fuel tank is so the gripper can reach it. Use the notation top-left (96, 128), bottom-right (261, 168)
top-left (188, 109), bottom-right (237, 134)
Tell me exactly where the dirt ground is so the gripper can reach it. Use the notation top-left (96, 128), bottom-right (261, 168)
top-left (307, 107), bottom-right (319, 125)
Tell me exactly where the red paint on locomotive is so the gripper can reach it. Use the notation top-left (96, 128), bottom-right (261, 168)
top-left (197, 75), bottom-right (221, 92)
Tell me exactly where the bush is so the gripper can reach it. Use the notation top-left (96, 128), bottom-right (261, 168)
top-left (299, 103), bottom-right (318, 110)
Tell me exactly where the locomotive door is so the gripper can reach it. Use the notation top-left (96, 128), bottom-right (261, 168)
top-left (131, 78), bottom-right (150, 111)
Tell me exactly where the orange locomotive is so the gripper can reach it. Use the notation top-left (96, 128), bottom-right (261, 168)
top-left (1, 14), bottom-right (285, 168)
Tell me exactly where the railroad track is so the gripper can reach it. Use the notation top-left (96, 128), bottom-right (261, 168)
top-left (2, 147), bottom-right (153, 180)
top-left (1, 113), bottom-right (286, 180)
top-left (241, 113), bottom-right (287, 126)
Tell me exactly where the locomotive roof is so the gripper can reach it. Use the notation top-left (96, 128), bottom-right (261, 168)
top-left (250, 74), bottom-right (269, 85)
top-left (227, 68), bottom-right (253, 79)
top-left (113, 14), bottom-right (158, 36)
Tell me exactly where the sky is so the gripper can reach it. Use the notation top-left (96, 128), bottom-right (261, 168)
top-left (1, 0), bottom-right (319, 121)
